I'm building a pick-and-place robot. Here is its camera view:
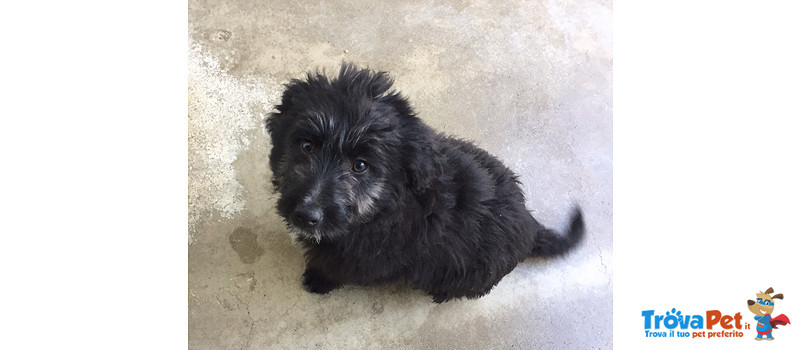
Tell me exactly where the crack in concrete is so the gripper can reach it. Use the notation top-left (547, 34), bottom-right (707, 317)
top-left (232, 292), bottom-right (255, 350)
top-left (277, 295), bottom-right (302, 320)
top-left (596, 243), bottom-right (611, 287)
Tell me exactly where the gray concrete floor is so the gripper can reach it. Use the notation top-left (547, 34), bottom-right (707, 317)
top-left (188, 0), bottom-right (611, 348)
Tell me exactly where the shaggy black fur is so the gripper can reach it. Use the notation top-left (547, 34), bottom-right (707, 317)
top-left (266, 63), bottom-right (584, 302)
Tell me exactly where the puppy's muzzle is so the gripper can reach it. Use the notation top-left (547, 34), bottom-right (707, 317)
top-left (293, 204), bottom-right (323, 229)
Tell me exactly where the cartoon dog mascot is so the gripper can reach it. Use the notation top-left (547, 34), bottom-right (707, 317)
top-left (747, 287), bottom-right (791, 340)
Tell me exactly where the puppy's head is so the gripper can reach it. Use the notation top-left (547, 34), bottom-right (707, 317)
top-left (266, 63), bottom-right (438, 243)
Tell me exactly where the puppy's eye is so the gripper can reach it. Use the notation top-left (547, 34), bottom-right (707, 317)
top-left (352, 159), bottom-right (368, 173)
top-left (300, 140), bottom-right (314, 154)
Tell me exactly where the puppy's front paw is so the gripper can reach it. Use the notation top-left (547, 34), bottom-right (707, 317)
top-left (302, 268), bottom-right (341, 294)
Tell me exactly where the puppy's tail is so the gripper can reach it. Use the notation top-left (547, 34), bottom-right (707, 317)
top-left (530, 208), bottom-right (585, 258)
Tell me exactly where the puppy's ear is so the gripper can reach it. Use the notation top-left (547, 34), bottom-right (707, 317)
top-left (275, 71), bottom-right (332, 113)
top-left (379, 91), bottom-right (414, 120)
top-left (364, 71), bottom-right (394, 99)
top-left (337, 63), bottom-right (394, 99)
top-left (375, 86), bottom-right (439, 194)
top-left (265, 112), bottom-right (283, 138)
top-left (267, 83), bottom-right (296, 141)
top-left (265, 112), bottom-right (290, 181)
top-left (400, 119), bottom-right (441, 194)
top-left (268, 69), bottom-right (332, 136)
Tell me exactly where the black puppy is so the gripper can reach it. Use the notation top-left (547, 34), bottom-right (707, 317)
top-left (266, 64), bottom-right (584, 302)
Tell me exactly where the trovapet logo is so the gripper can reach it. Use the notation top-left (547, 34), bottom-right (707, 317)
top-left (641, 286), bottom-right (792, 341)
top-left (641, 308), bottom-right (745, 339)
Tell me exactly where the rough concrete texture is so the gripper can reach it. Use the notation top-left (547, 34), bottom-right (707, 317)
top-left (189, 0), bottom-right (611, 348)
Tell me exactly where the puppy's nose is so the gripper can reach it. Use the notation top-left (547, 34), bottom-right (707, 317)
top-left (294, 207), bottom-right (323, 227)
top-left (747, 300), bottom-right (755, 306)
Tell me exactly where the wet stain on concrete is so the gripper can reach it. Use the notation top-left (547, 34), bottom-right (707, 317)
top-left (229, 227), bottom-right (264, 264)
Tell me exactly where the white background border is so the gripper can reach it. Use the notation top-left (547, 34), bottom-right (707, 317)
top-left (615, 0), bottom-right (799, 348)
top-left (1, 1), bottom-right (187, 349)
